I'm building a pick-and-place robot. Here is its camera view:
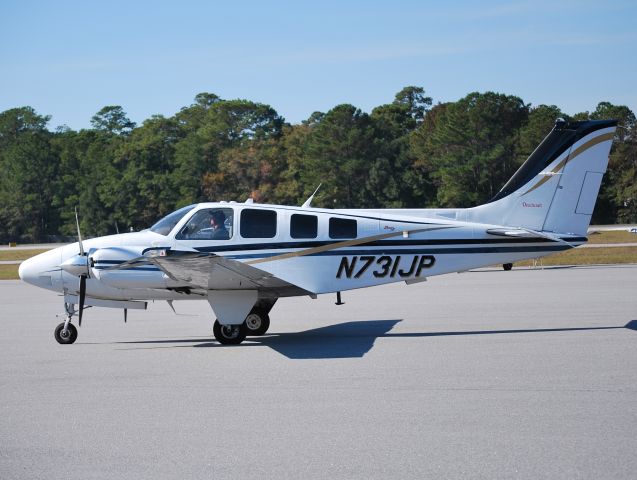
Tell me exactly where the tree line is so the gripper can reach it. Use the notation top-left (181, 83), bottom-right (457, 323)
top-left (0, 87), bottom-right (635, 243)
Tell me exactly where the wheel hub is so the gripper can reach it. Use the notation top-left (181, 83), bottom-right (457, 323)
top-left (245, 314), bottom-right (261, 330)
top-left (221, 325), bottom-right (240, 339)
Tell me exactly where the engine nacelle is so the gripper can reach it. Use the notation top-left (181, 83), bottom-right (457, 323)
top-left (90, 247), bottom-right (169, 289)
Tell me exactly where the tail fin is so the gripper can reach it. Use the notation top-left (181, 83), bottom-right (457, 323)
top-left (468, 119), bottom-right (617, 236)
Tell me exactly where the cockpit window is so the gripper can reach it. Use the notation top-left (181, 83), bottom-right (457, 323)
top-left (150, 205), bottom-right (196, 236)
top-left (176, 208), bottom-right (234, 240)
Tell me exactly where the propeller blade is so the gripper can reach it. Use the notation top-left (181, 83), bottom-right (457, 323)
top-left (78, 275), bottom-right (86, 327)
top-left (75, 206), bottom-right (85, 256)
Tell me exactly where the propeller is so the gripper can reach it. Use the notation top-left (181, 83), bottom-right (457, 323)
top-left (75, 207), bottom-right (88, 326)
top-left (78, 274), bottom-right (86, 326)
top-left (75, 206), bottom-right (85, 256)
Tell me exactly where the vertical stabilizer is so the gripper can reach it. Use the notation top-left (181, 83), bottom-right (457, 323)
top-left (467, 119), bottom-right (617, 236)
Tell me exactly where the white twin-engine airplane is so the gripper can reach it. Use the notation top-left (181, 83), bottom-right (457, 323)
top-left (20, 119), bottom-right (617, 345)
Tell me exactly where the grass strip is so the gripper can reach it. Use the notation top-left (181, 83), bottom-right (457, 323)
top-left (587, 230), bottom-right (637, 244)
top-left (0, 264), bottom-right (20, 280)
top-left (0, 249), bottom-right (52, 261)
top-left (515, 246), bottom-right (637, 267)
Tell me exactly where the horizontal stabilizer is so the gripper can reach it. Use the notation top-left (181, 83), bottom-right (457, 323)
top-left (486, 227), bottom-right (582, 247)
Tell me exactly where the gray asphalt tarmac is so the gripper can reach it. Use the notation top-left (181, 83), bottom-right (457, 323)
top-left (1, 265), bottom-right (636, 479)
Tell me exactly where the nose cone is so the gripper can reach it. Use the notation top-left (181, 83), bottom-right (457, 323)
top-left (18, 256), bottom-right (36, 282)
top-left (19, 249), bottom-right (62, 290)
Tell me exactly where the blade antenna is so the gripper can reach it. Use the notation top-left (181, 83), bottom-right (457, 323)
top-left (301, 184), bottom-right (322, 208)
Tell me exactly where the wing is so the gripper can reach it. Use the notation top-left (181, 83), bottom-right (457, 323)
top-left (107, 251), bottom-right (314, 297)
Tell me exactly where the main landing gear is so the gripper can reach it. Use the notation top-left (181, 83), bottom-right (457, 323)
top-left (54, 303), bottom-right (79, 344)
top-left (244, 307), bottom-right (270, 336)
top-left (213, 307), bottom-right (271, 345)
top-left (213, 321), bottom-right (247, 345)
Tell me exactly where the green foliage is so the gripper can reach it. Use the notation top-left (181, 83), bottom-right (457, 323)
top-left (0, 90), bottom-right (634, 242)
top-left (370, 87), bottom-right (434, 207)
top-left (414, 92), bottom-right (529, 207)
top-left (576, 102), bottom-right (637, 223)
top-left (91, 106), bottom-right (136, 135)
top-left (302, 104), bottom-right (377, 207)
top-left (517, 104), bottom-right (564, 161)
top-left (0, 107), bottom-right (57, 241)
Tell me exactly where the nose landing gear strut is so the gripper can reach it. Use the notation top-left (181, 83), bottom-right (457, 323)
top-left (54, 302), bottom-right (78, 344)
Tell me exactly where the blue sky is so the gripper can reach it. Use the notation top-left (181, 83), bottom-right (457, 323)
top-left (1, 0), bottom-right (635, 130)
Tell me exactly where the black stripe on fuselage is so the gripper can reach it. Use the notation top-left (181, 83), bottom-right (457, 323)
top-left (191, 236), bottom-right (586, 253)
top-left (97, 238), bottom-right (578, 269)
top-left (225, 244), bottom-right (571, 260)
top-left (96, 243), bottom-right (572, 268)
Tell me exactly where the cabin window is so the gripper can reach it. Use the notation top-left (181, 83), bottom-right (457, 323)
top-left (176, 208), bottom-right (233, 240)
top-left (329, 217), bottom-right (357, 239)
top-left (241, 209), bottom-right (277, 238)
top-left (290, 214), bottom-right (318, 239)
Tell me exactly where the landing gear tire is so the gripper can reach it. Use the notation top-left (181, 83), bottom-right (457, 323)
top-left (503, 263), bottom-right (513, 271)
top-left (244, 307), bottom-right (270, 336)
top-left (213, 320), bottom-right (247, 345)
top-left (54, 322), bottom-right (78, 345)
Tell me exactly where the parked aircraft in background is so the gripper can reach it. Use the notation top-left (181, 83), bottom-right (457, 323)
top-left (20, 119), bottom-right (617, 345)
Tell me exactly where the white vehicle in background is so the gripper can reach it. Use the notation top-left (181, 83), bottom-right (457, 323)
top-left (20, 119), bottom-right (617, 345)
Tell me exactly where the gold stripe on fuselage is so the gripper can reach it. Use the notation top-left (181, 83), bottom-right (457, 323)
top-left (521, 132), bottom-right (614, 196)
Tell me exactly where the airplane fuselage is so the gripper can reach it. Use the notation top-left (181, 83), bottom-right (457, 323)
top-left (20, 202), bottom-right (584, 304)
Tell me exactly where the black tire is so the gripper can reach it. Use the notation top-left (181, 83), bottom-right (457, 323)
top-left (54, 322), bottom-right (78, 345)
top-left (213, 320), bottom-right (247, 345)
top-left (503, 263), bottom-right (513, 271)
top-left (244, 307), bottom-right (270, 336)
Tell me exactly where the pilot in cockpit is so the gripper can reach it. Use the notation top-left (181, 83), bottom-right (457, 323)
top-left (209, 210), bottom-right (229, 240)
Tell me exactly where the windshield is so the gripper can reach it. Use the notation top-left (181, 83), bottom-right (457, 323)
top-left (149, 205), bottom-right (196, 236)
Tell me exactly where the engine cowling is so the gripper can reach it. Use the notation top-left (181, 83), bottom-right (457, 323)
top-left (90, 247), bottom-right (169, 289)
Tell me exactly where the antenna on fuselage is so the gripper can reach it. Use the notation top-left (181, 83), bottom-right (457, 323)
top-left (301, 184), bottom-right (322, 208)
top-left (335, 291), bottom-right (344, 305)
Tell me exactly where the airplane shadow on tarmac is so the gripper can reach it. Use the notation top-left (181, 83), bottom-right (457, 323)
top-left (116, 319), bottom-right (637, 359)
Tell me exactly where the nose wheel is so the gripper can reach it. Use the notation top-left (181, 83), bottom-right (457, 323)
top-left (54, 322), bottom-right (78, 344)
